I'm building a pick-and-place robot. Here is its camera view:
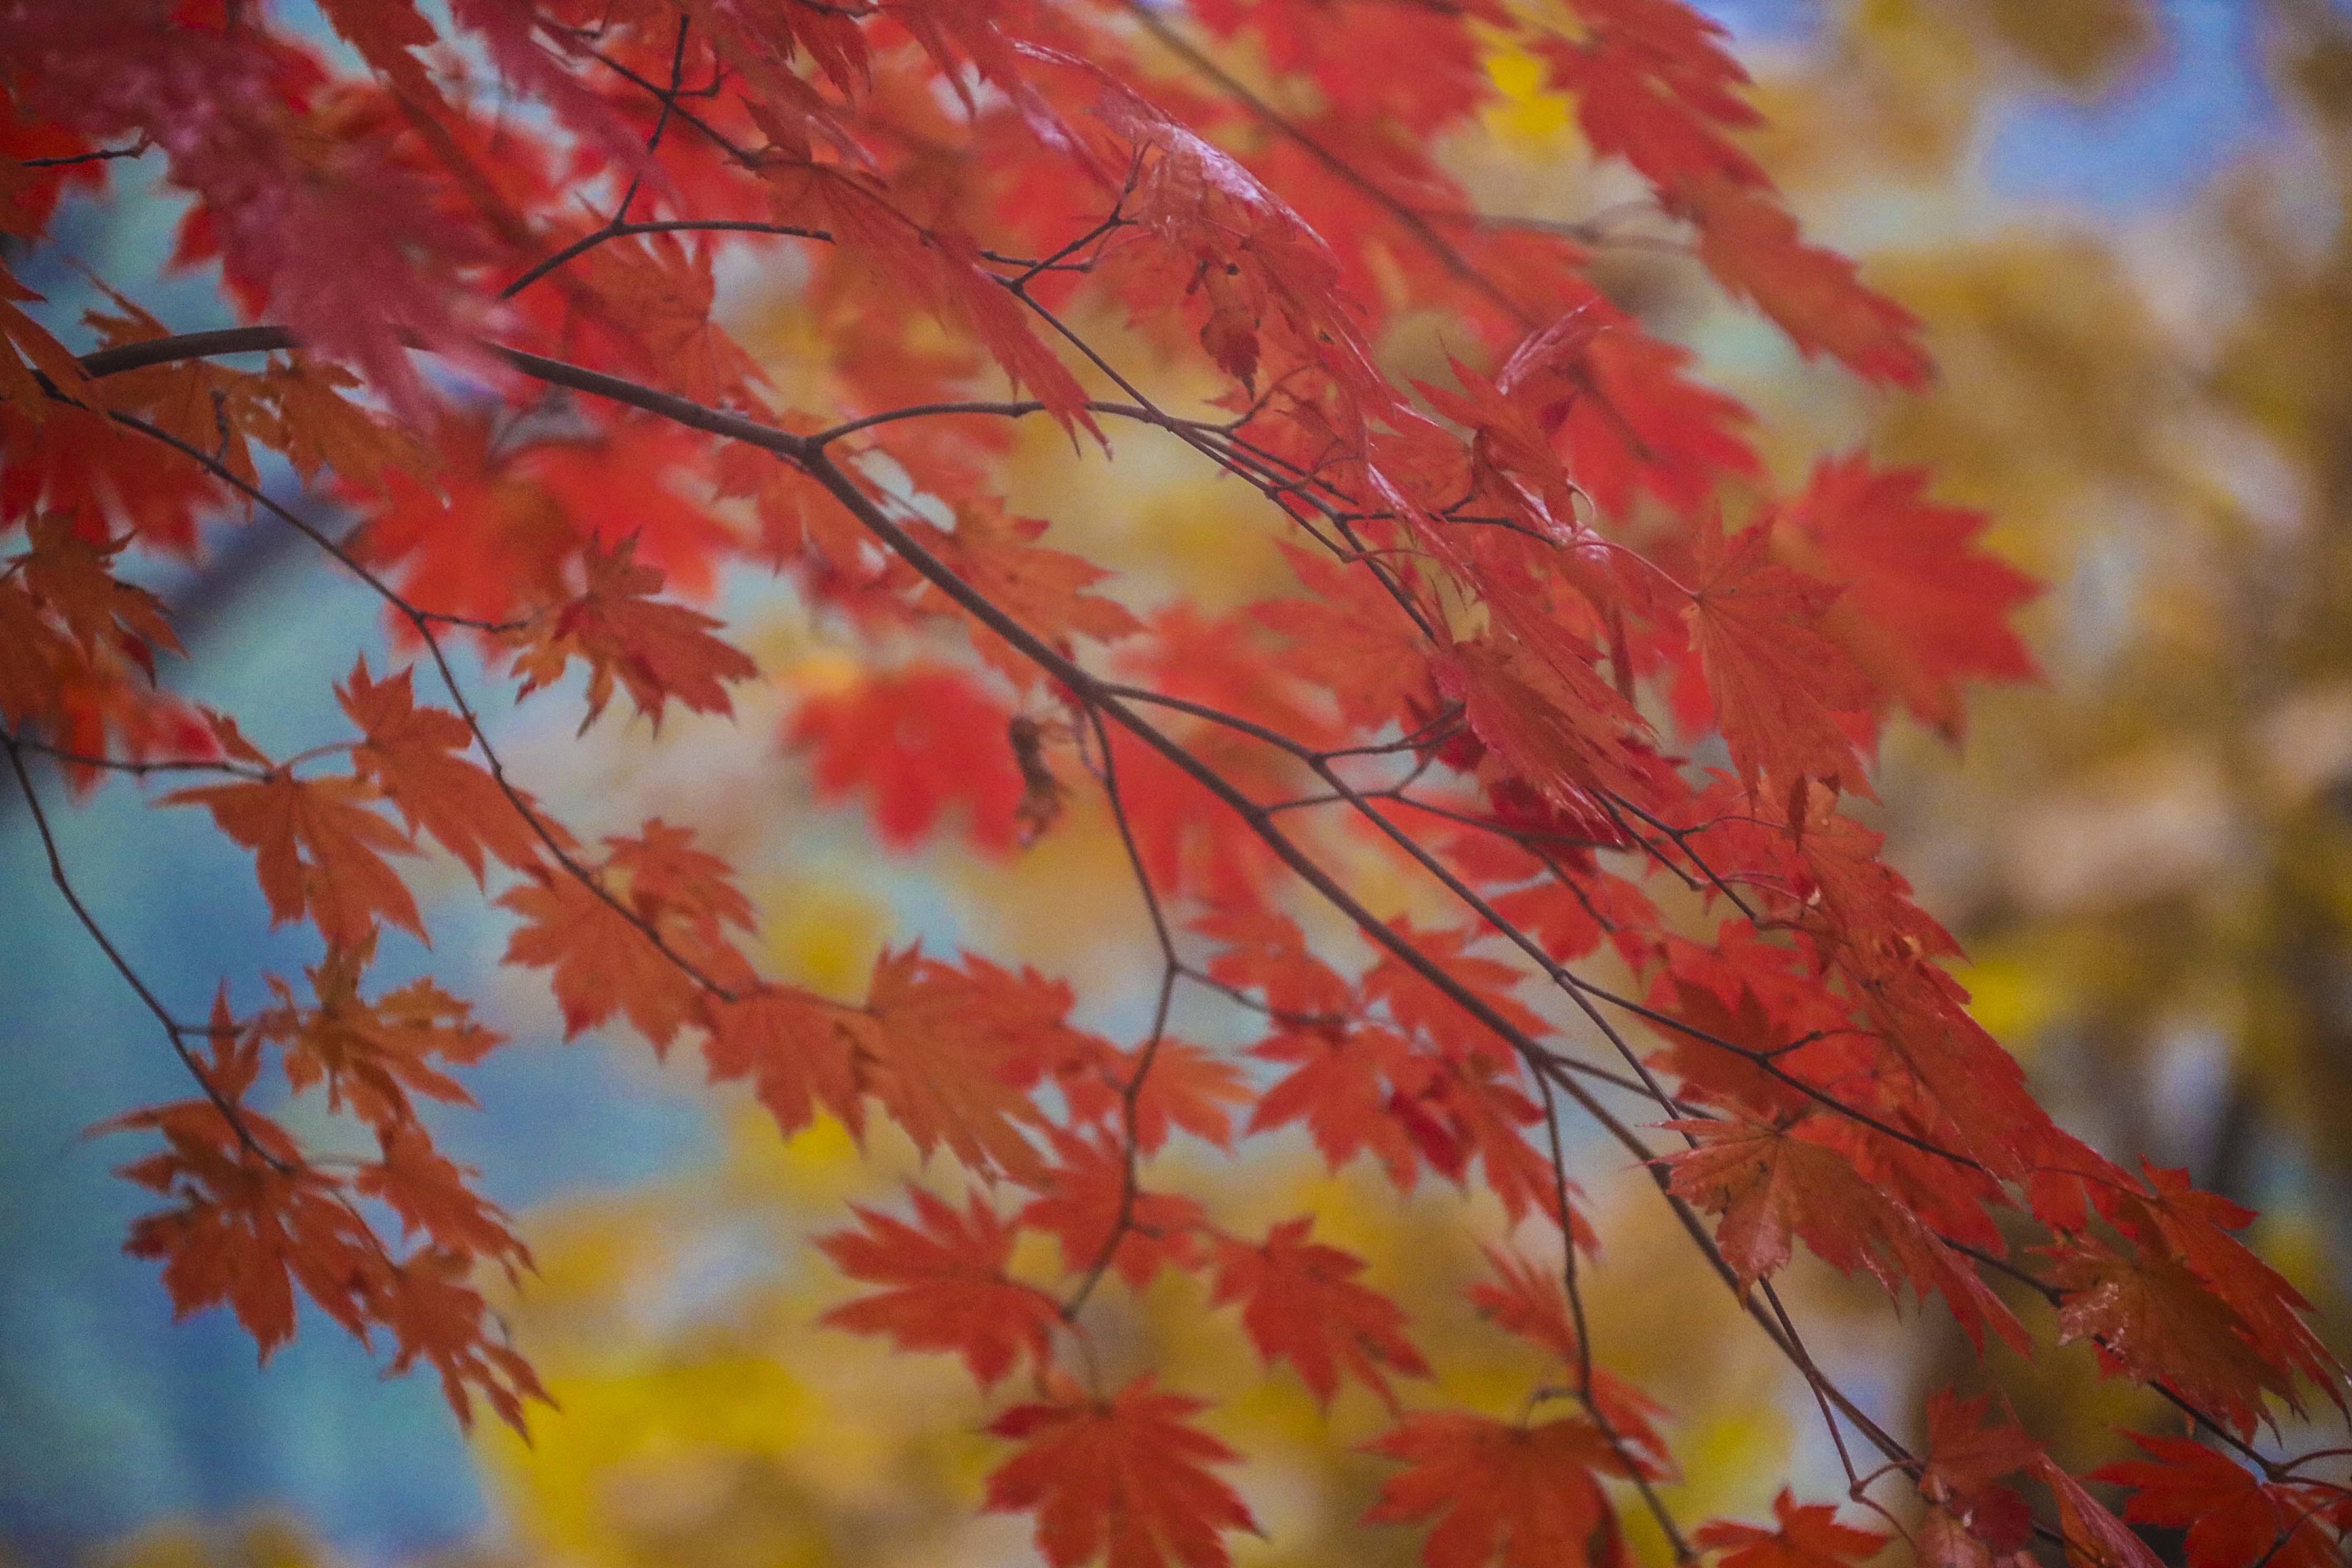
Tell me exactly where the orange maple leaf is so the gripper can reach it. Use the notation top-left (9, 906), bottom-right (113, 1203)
top-left (164, 763), bottom-right (424, 950)
top-left (510, 534), bottom-right (756, 731)
top-left (1559, 326), bottom-right (1760, 517)
top-left (777, 170), bottom-right (1100, 442)
top-left (498, 873), bottom-right (700, 1047)
top-left (105, 994), bottom-right (385, 1356)
top-left (356, 1120), bottom-right (529, 1272)
top-left (1089, 1039), bottom-right (1250, 1154)
top-left (852, 948), bottom-right (1054, 1183)
top-left (375, 1245), bottom-right (551, 1435)
top-left (702, 986), bottom-right (863, 1140)
top-left (501, 819), bottom-right (750, 1048)
top-left (11, 508), bottom-right (182, 670)
top-left (341, 657), bottom-right (550, 880)
top-left (256, 353), bottom-right (430, 488)
top-left (83, 287), bottom-right (268, 483)
top-left (1197, 908), bottom-right (1353, 1018)
top-left (930, 224), bottom-right (1103, 445)
top-left (260, 934), bottom-right (500, 1129)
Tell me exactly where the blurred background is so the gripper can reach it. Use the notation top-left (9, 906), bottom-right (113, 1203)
top-left (4, 1), bottom-right (2350, 1566)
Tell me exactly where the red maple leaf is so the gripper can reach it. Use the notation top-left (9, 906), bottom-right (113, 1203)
top-left (1461, 1247), bottom-right (1675, 1474)
top-left (1488, 868), bottom-right (1661, 969)
top-left (580, 230), bottom-right (766, 407)
top-left (1693, 1491), bottom-right (1891, 1568)
top-left (1248, 1023), bottom-right (1421, 1187)
top-left (1437, 631), bottom-right (1650, 818)
top-left (1254, 542), bottom-right (1435, 731)
top-left (817, 1187), bottom-right (1061, 1389)
top-left (2037, 1455), bottom-right (2164, 1568)
top-left (1208, 1216), bottom-right (1429, 1408)
top-left (1657, 1119), bottom-right (2024, 1351)
top-left (2110, 1163), bottom-right (2349, 1423)
top-left (1682, 518), bottom-right (1877, 798)
top-left (31, 0), bottom-right (2343, 1525)
top-left (1780, 454), bottom-right (2039, 738)
top-left (1914, 1390), bottom-right (2040, 1563)
top-left (1681, 177), bottom-right (1930, 388)
top-left (1018, 1126), bottom-right (1206, 1290)
top-left (790, 662), bottom-right (1028, 852)
top-left (2045, 1233), bottom-right (2299, 1439)
top-left (1364, 1411), bottom-right (1632, 1568)
top-left (1196, 907), bottom-right (1353, 1020)
top-left (914, 499), bottom-right (1141, 689)
top-left (853, 947), bottom-right (1054, 1184)
top-left (985, 1376), bottom-right (1259, 1568)
top-left (2095, 1433), bottom-right (2346, 1568)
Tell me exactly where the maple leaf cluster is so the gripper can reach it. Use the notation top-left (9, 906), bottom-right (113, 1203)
top-left (1, 1), bottom-right (2345, 1566)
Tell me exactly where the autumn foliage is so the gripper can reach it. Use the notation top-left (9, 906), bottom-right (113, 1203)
top-left (2, 1), bottom-right (2346, 1566)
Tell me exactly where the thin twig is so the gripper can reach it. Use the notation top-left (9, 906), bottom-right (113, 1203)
top-left (3, 727), bottom-right (291, 1171)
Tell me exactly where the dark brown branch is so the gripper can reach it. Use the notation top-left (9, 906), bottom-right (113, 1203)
top-left (1535, 1072), bottom-right (1696, 1563)
top-left (1060, 704), bottom-right (1183, 1322)
top-left (3, 727), bottom-right (291, 1172)
top-left (10, 737), bottom-right (270, 780)
top-left (501, 218), bottom-right (834, 299)
top-left (79, 325), bottom-right (301, 379)
top-left (16, 140), bottom-right (148, 168)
